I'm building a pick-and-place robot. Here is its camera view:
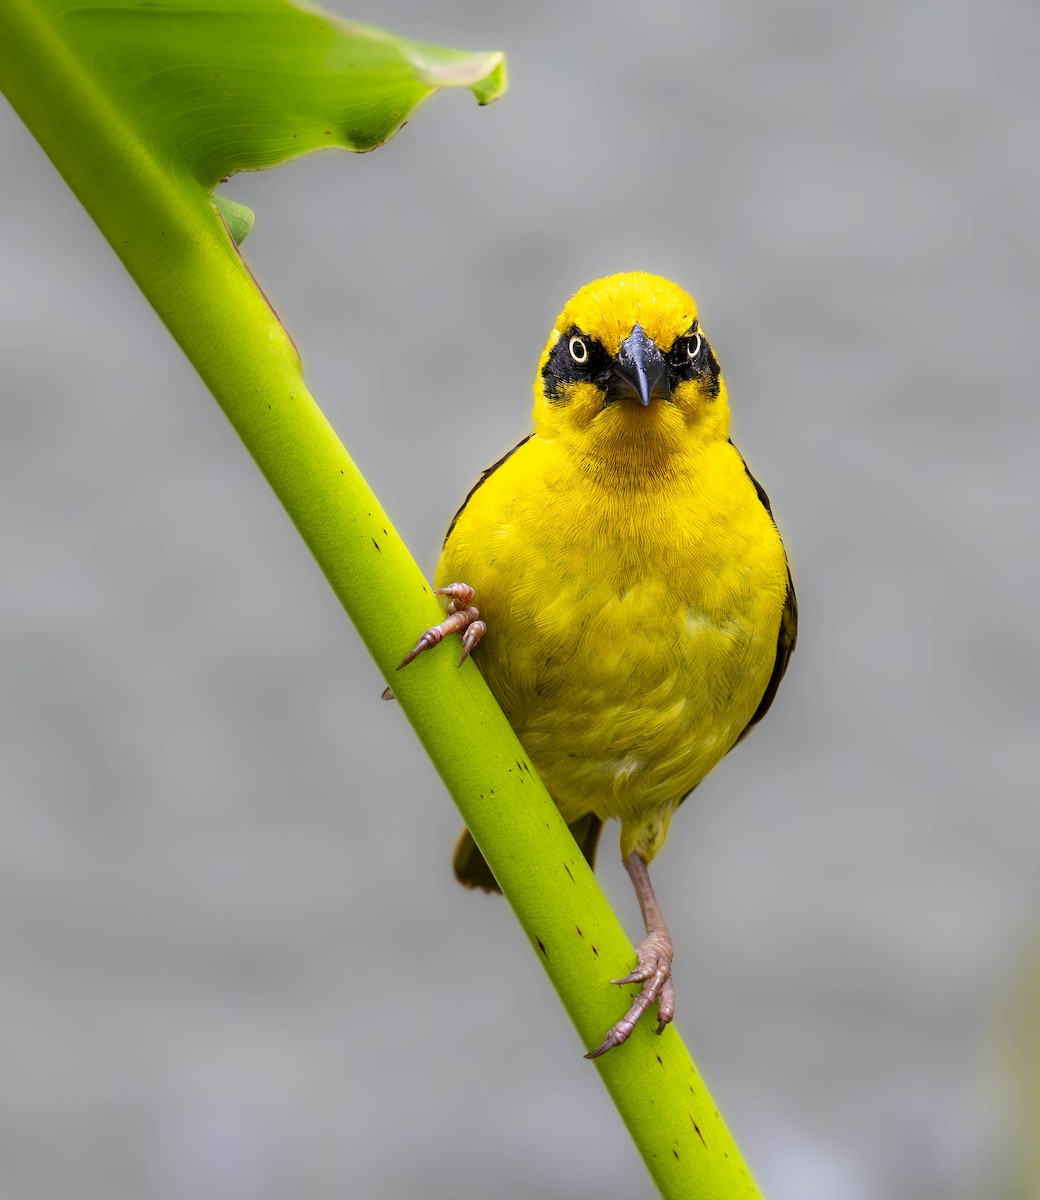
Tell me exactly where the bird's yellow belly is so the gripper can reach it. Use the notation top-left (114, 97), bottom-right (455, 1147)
top-left (480, 566), bottom-right (776, 829)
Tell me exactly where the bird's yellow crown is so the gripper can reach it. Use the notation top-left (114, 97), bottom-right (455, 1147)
top-left (532, 272), bottom-right (730, 467)
top-left (553, 271), bottom-right (699, 354)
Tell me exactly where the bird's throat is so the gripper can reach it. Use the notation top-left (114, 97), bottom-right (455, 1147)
top-left (577, 400), bottom-right (702, 484)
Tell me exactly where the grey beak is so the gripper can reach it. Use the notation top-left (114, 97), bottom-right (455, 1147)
top-left (613, 323), bottom-right (668, 407)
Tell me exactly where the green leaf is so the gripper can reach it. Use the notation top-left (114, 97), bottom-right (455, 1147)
top-left (42, 0), bottom-right (506, 185)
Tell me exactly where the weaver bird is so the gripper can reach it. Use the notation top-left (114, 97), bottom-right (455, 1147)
top-left (401, 272), bottom-right (796, 1057)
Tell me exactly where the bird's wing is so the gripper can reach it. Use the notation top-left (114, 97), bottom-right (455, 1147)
top-left (731, 446), bottom-right (798, 742)
top-left (676, 455), bottom-right (797, 813)
top-left (443, 433), bottom-right (533, 546)
top-left (737, 565), bottom-right (797, 740)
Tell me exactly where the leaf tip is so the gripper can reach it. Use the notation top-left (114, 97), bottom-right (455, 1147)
top-left (212, 195), bottom-right (255, 246)
top-left (469, 53), bottom-right (508, 106)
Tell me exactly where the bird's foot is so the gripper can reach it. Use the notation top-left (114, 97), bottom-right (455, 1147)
top-left (397, 582), bottom-right (486, 669)
top-left (585, 931), bottom-right (675, 1059)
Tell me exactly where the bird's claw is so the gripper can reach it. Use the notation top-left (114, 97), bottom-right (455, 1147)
top-left (585, 933), bottom-right (675, 1059)
top-left (397, 583), bottom-right (486, 669)
top-left (457, 616), bottom-right (487, 665)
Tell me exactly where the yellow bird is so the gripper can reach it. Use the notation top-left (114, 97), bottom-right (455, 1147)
top-left (401, 272), bottom-right (796, 1057)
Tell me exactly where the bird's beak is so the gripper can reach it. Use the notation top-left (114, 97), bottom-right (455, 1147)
top-left (611, 323), bottom-right (669, 407)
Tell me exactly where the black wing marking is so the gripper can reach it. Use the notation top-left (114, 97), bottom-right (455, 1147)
top-left (443, 434), bottom-right (533, 546)
top-left (732, 445), bottom-right (797, 741)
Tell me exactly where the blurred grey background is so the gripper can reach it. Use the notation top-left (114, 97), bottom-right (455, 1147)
top-left (2, 1), bottom-right (1038, 1197)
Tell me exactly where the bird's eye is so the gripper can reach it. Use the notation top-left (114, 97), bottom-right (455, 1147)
top-left (686, 333), bottom-right (702, 360)
top-left (568, 336), bottom-right (589, 364)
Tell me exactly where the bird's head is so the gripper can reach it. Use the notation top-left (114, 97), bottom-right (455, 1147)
top-left (532, 272), bottom-right (730, 468)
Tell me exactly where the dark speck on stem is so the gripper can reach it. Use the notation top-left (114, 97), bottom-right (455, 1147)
top-left (563, 862), bottom-right (574, 882)
top-left (536, 937), bottom-right (547, 957)
top-left (372, 539), bottom-right (380, 552)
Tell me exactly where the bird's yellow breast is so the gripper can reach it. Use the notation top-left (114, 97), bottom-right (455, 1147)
top-left (436, 430), bottom-right (789, 860)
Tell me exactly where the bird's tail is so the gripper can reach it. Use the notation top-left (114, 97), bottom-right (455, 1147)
top-left (452, 812), bottom-right (604, 893)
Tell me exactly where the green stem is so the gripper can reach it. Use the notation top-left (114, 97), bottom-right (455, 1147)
top-left (1, 5), bottom-right (762, 1194)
